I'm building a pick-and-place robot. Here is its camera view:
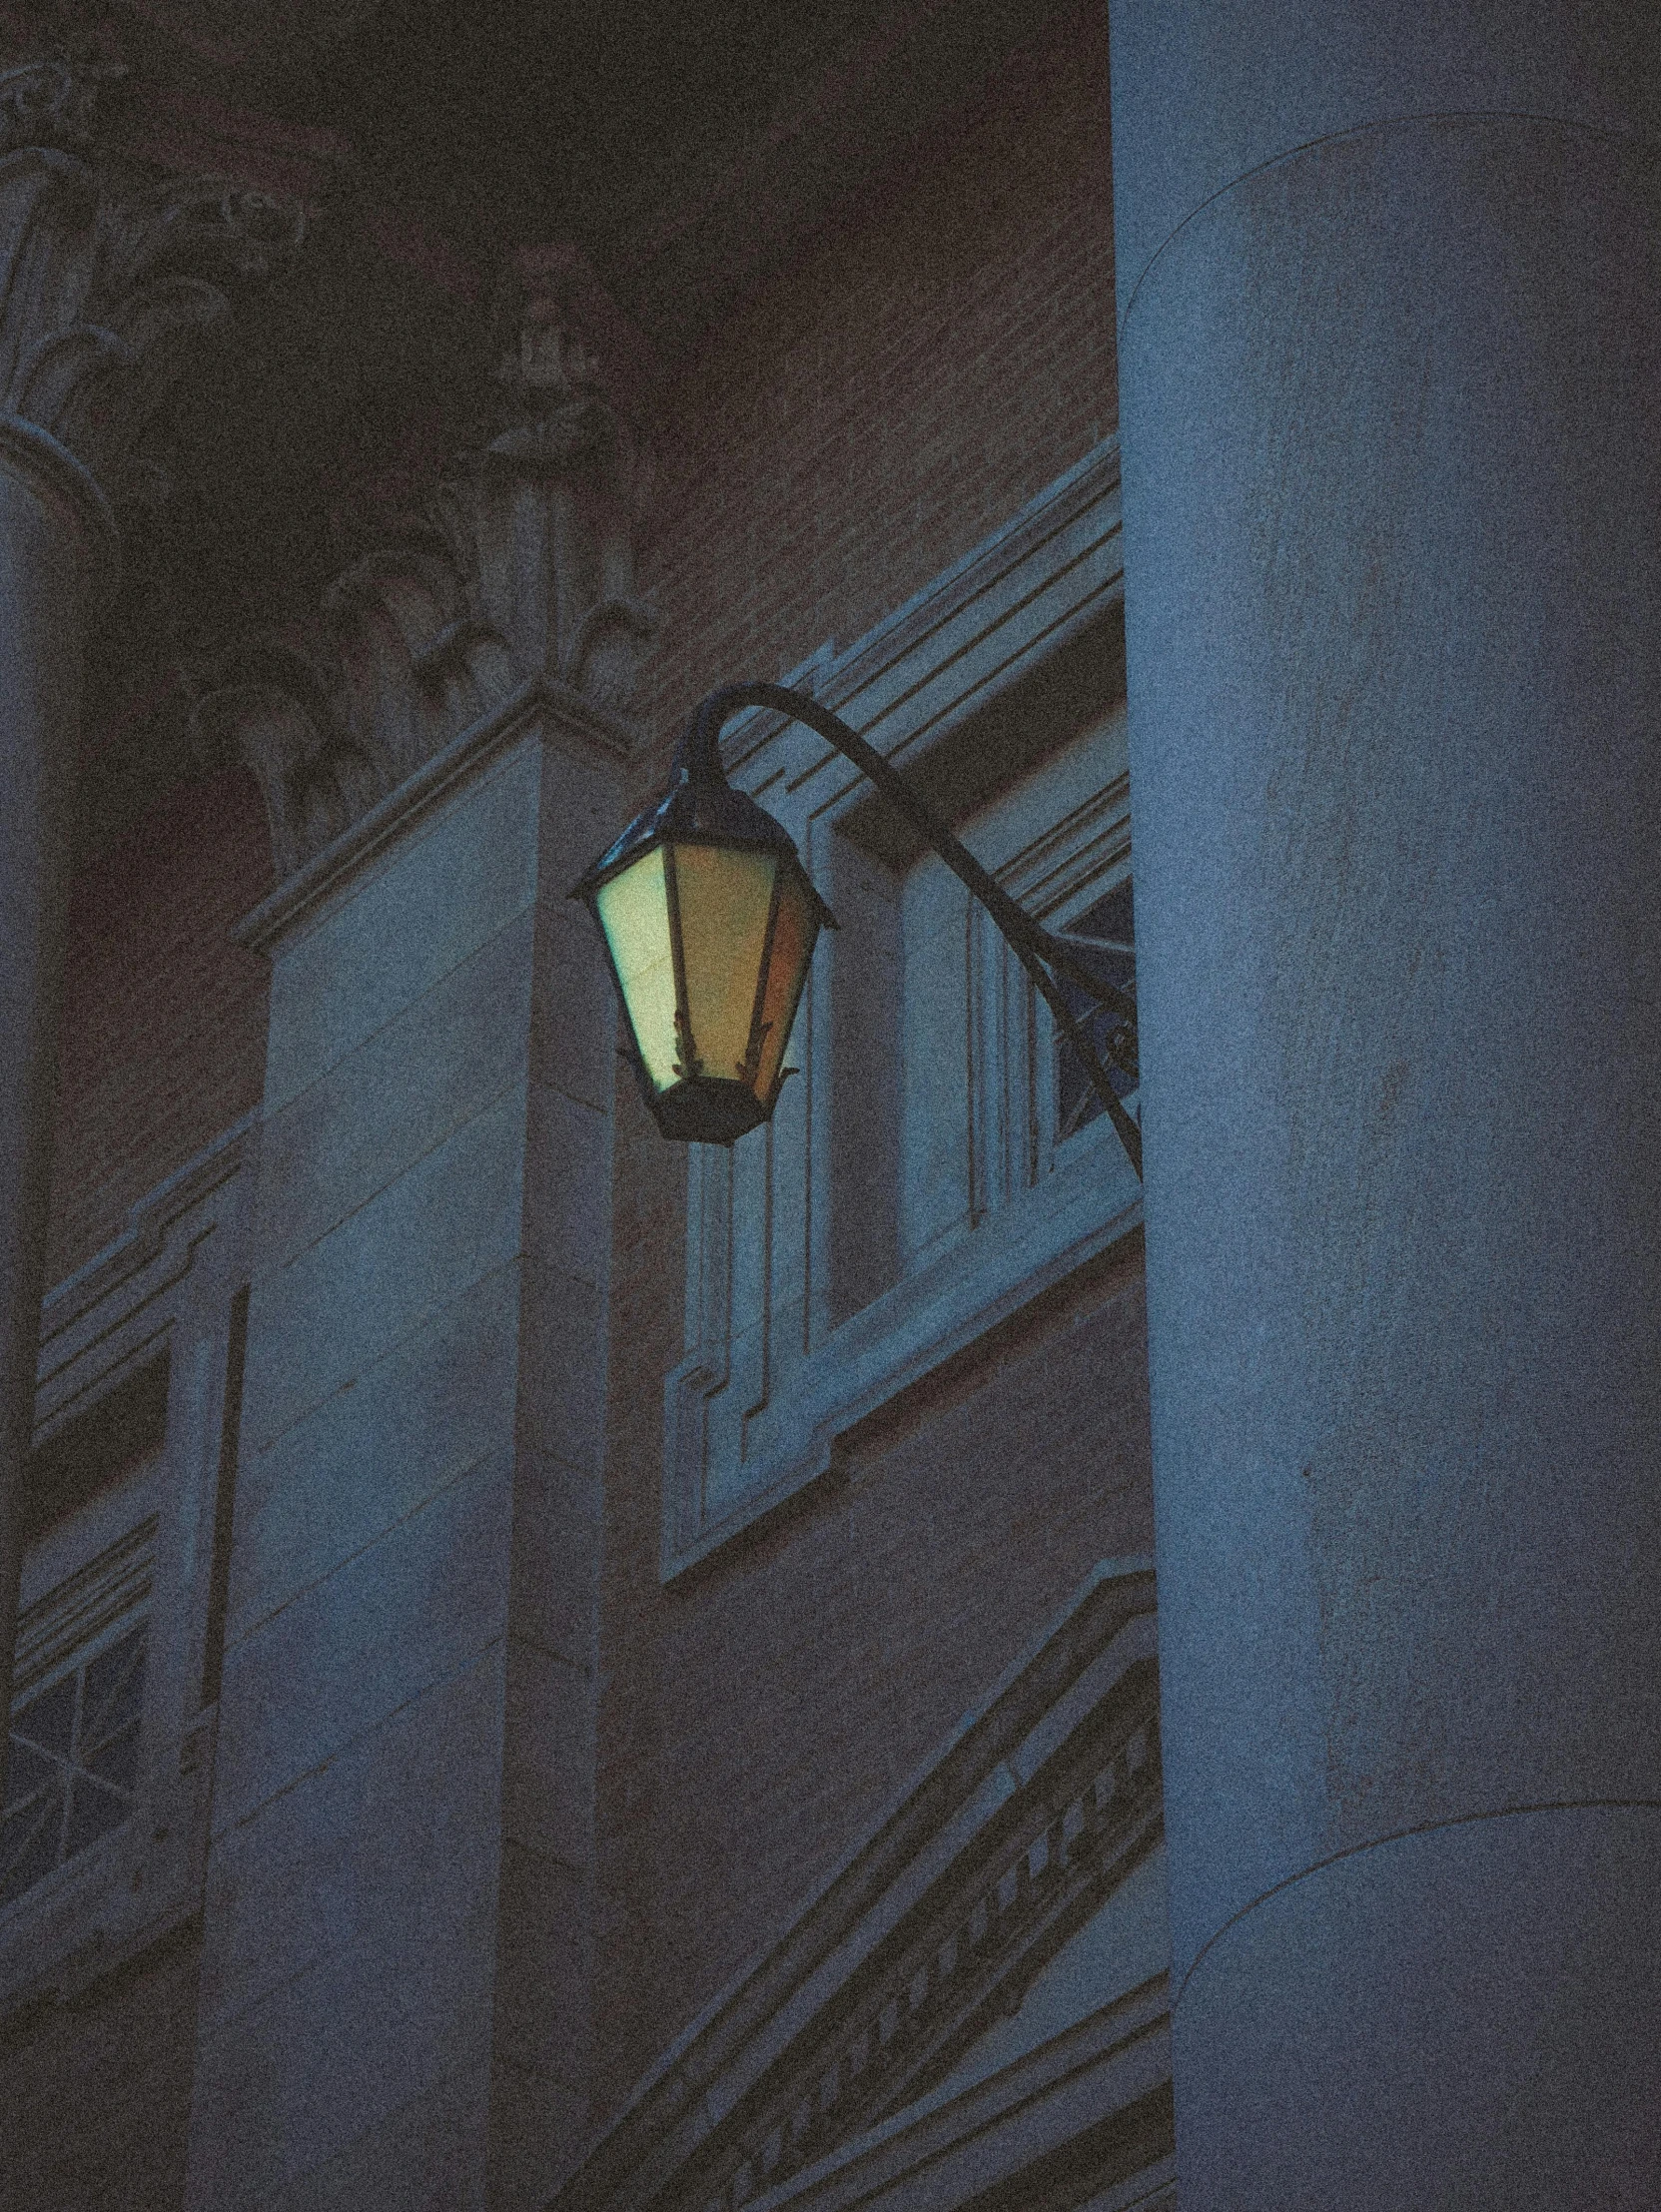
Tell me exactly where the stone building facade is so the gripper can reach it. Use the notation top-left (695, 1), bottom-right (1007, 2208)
top-left (3, 4), bottom-right (1659, 2211)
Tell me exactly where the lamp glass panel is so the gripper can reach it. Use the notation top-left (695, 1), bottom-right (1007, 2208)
top-left (594, 846), bottom-right (679, 1092)
top-left (670, 842), bottom-right (779, 1086)
top-left (752, 867), bottom-right (817, 1104)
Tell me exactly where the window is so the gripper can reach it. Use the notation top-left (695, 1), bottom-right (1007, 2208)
top-left (891, 709), bottom-right (1134, 1278)
top-left (0, 1109), bottom-right (250, 2004)
top-left (1051, 877), bottom-right (1137, 1147)
top-left (664, 438), bottom-right (1139, 1571)
top-left (4, 1391), bottom-right (161, 1909)
top-left (4, 1612), bottom-right (149, 1907)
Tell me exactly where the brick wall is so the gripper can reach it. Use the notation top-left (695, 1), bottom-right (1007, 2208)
top-left (632, 0), bottom-right (1116, 778)
top-left (590, 0), bottom-right (1139, 2122)
top-left (593, 1240), bottom-right (1153, 2118)
top-left (46, 770), bottom-right (274, 1287)
top-left (0, 1926), bottom-right (203, 2212)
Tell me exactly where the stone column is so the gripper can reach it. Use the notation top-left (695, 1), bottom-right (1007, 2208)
top-left (183, 251), bottom-right (649, 2210)
top-left (1109, 7), bottom-right (1661, 2203)
top-left (0, 56), bottom-right (297, 1794)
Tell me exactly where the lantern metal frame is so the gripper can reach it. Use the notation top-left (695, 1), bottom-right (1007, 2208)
top-left (573, 682), bottom-right (1142, 1179)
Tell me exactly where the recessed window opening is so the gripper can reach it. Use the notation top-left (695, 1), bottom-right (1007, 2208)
top-left (1050, 874), bottom-right (1137, 1145)
top-left (3, 1615), bottom-right (147, 1906)
top-left (4, 1354), bottom-right (167, 1909)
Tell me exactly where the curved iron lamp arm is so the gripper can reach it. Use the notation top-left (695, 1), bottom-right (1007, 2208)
top-left (684, 683), bottom-right (1143, 1182)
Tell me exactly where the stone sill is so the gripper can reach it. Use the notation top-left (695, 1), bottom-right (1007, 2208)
top-left (665, 1145), bottom-right (1142, 1579)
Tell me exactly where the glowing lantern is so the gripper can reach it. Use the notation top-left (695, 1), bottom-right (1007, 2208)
top-left (571, 741), bottom-right (834, 1143)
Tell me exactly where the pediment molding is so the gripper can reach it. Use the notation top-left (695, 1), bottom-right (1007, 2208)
top-left (555, 1559), bottom-right (1165, 2212)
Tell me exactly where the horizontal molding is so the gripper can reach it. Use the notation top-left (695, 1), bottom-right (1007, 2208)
top-left (36, 1113), bottom-right (255, 1436)
top-left (667, 1168), bottom-right (1143, 1577)
top-left (741, 1979), bottom-right (1172, 2212)
top-left (0, 1904), bottom-right (202, 2042)
top-left (12, 1518), bottom-right (155, 1698)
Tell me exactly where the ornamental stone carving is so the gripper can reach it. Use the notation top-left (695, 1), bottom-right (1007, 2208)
top-left (0, 56), bottom-right (304, 511)
top-left (474, 245), bottom-right (656, 701)
top-left (204, 245), bottom-right (657, 882)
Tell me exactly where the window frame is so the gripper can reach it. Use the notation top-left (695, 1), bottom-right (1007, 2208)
top-left (0, 1115), bottom-right (252, 2005)
top-left (5, 1605), bottom-right (153, 1908)
top-left (663, 440), bottom-right (1140, 1575)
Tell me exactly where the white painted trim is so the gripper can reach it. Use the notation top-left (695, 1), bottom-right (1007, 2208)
top-left (740, 1983), bottom-right (1172, 2212)
top-left (13, 1518), bottom-right (156, 1695)
top-left (548, 1557), bottom-right (1165, 2212)
top-left (36, 1111), bottom-right (254, 1434)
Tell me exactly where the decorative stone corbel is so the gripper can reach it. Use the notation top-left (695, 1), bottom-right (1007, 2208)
top-left (185, 636), bottom-right (383, 883)
top-left (210, 243), bottom-right (657, 883)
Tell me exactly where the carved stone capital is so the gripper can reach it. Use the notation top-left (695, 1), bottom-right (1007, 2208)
top-left (0, 58), bottom-right (303, 523)
top-left (484, 245), bottom-right (654, 500)
top-left (204, 245), bottom-right (658, 884)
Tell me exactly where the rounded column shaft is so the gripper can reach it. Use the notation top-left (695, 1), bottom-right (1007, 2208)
top-left (0, 63), bottom-right (296, 1787)
top-left (1110, 6), bottom-right (1661, 2201)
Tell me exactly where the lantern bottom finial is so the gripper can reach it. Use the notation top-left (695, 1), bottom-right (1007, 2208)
top-left (642, 1074), bottom-right (786, 1145)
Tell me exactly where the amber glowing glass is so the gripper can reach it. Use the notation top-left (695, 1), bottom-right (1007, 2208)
top-left (751, 866), bottom-right (814, 1106)
top-left (670, 842), bottom-right (781, 1084)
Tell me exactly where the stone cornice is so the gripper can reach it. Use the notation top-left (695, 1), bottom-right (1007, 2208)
top-left (551, 1559), bottom-right (1163, 2212)
top-left (231, 675), bottom-right (634, 955)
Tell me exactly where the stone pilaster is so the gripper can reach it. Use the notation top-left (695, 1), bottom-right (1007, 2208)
top-left (0, 54), bottom-right (300, 1809)
top-left (185, 248), bottom-right (649, 2210)
top-left (1110, 5), bottom-right (1661, 2203)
